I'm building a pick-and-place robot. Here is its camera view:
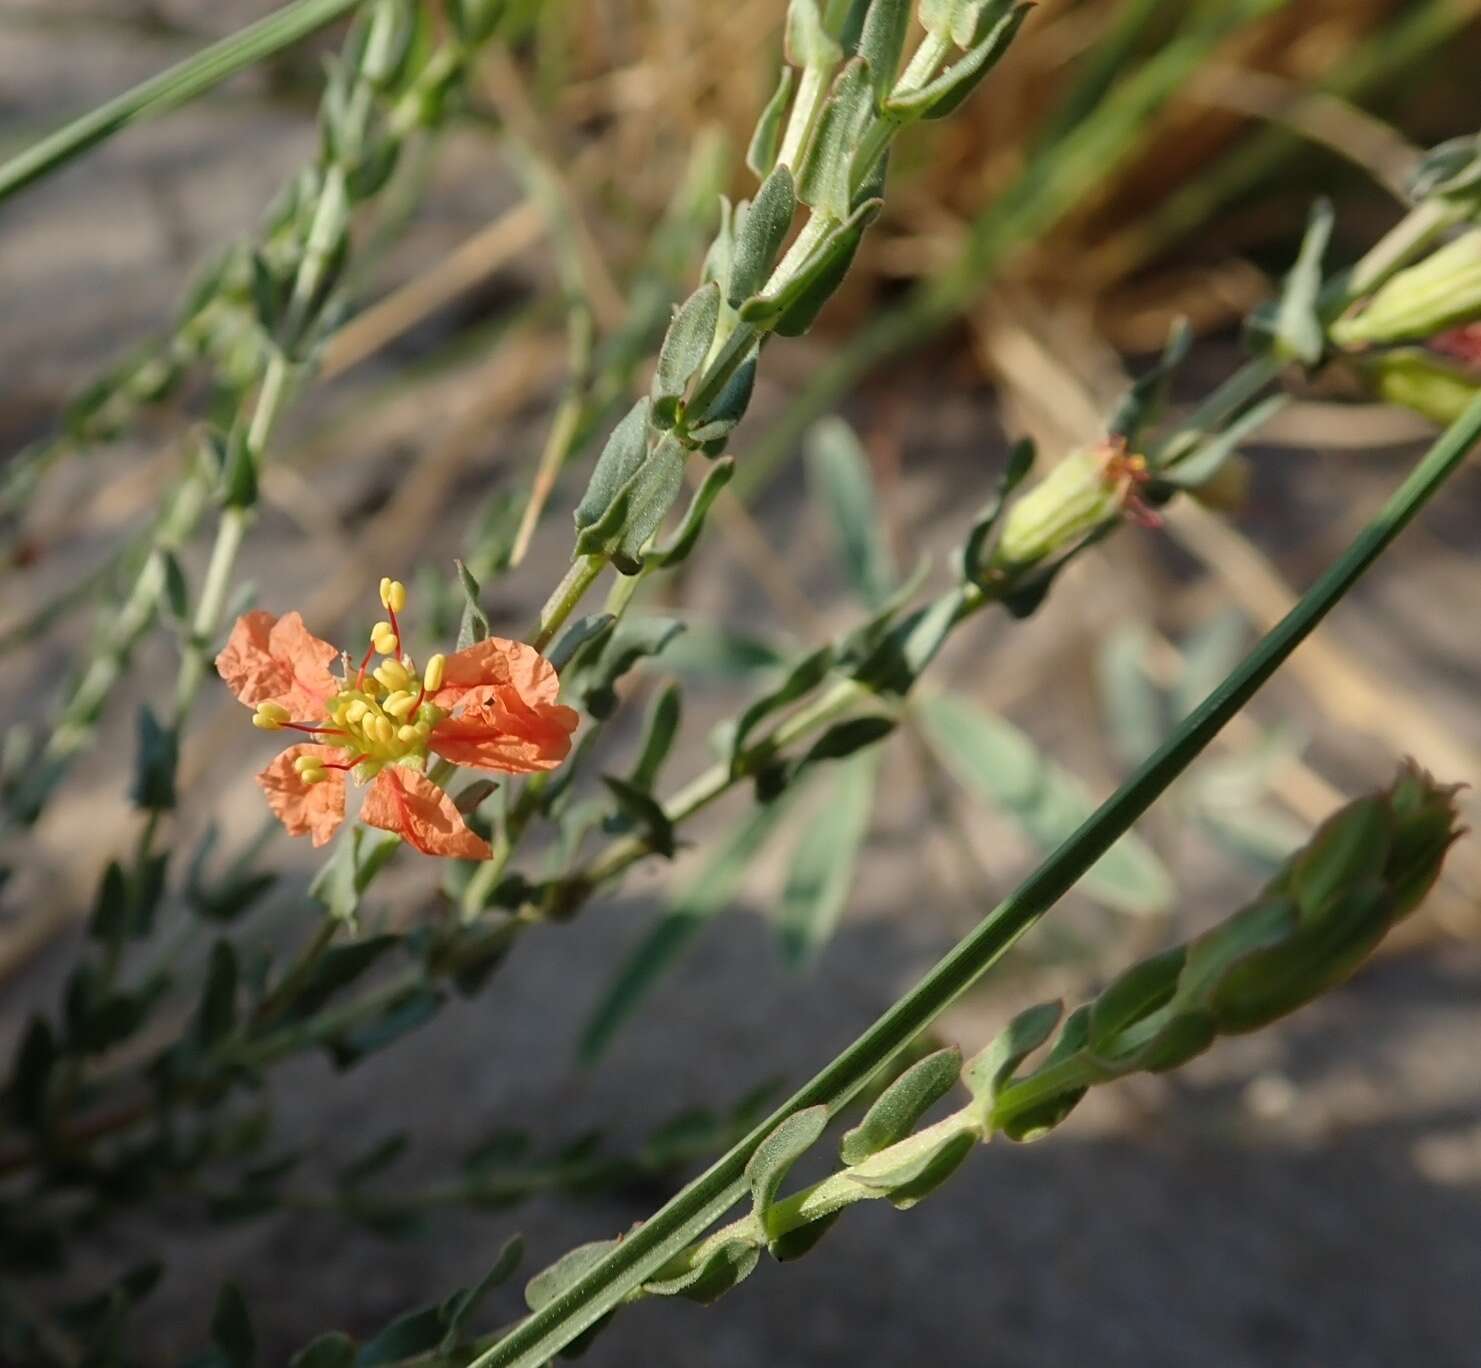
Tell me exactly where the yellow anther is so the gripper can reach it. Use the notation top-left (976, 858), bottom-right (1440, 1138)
top-left (253, 701), bottom-right (291, 730)
top-left (414, 719), bottom-right (433, 738)
top-left (384, 690), bottom-right (418, 720)
top-left (379, 578), bottom-right (407, 614)
top-left (397, 724), bottom-right (420, 744)
top-left (373, 716), bottom-right (396, 746)
top-left (302, 767), bottom-right (329, 786)
top-left (292, 754), bottom-right (321, 775)
top-left (423, 653), bottom-right (446, 693)
top-left (345, 699), bottom-right (370, 724)
top-left (371, 627), bottom-right (399, 656)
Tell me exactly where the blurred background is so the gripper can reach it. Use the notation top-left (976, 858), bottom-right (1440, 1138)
top-left (4, 1), bottom-right (1481, 1363)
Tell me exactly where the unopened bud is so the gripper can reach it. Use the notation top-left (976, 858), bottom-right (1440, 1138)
top-left (1332, 230), bottom-right (1481, 349)
top-left (1357, 344), bottom-right (1481, 427)
top-left (992, 441), bottom-right (1147, 570)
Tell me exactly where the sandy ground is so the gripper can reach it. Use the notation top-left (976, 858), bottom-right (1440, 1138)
top-left (4, 6), bottom-right (1481, 1365)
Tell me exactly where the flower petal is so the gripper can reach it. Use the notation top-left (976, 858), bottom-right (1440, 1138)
top-left (256, 745), bottom-right (346, 848)
top-left (362, 765), bottom-right (492, 860)
top-left (429, 636), bottom-right (562, 712)
top-left (429, 685), bottom-right (580, 774)
top-left (217, 610), bottom-right (339, 714)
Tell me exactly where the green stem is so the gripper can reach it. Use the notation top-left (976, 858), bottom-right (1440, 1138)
top-left (0, 0), bottom-right (368, 203)
top-left (472, 394), bottom-right (1481, 1368)
top-left (530, 555), bottom-right (605, 652)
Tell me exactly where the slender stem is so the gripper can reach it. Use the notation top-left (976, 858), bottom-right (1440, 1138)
top-left (0, 0), bottom-right (368, 203)
top-left (530, 555), bottom-right (605, 652)
top-left (472, 395), bottom-right (1481, 1368)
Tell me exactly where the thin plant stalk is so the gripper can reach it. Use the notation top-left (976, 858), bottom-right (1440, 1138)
top-left (472, 393), bottom-right (1481, 1368)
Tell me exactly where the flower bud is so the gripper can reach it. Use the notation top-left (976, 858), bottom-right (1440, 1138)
top-left (1332, 230), bottom-right (1481, 349)
top-left (1175, 761), bottom-right (1462, 1034)
top-left (1355, 347), bottom-right (1481, 426)
top-left (991, 440), bottom-right (1149, 570)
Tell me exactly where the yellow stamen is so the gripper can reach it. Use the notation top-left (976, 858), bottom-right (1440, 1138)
top-left (384, 690), bottom-right (418, 720)
top-left (253, 701), bottom-right (291, 730)
top-left (302, 767), bottom-right (329, 786)
top-left (397, 724), bottom-right (420, 743)
top-left (344, 699), bottom-right (370, 724)
top-left (372, 716), bottom-right (396, 746)
top-left (379, 578), bottom-right (407, 614)
top-left (423, 653), bottom-right (446, 693)
top-left (373, 661), bottom-right (411, 693)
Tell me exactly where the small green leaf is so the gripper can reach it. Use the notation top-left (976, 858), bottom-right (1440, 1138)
top-left (578, 796), bottom-right (799, 1062)
top-left (1087, 946), bottom-right (1188, 1059)
top-left (653, 457), bottom-right (734, 567)
top-left (328, 985), bottom-right (442, 1070)
top-left (857, 0), bottom-right (911, 105)
top-left (132, 704), bottom-right (178, 811)
top-left (600, 776), bottom-right (677, 858)
top-left (807, 416), bottom-right (895, 607)
top-left (549, 614), bottom-right (616, 672)
top-left (779, 750), bottom-right (878, 964)
top-left (786, 0), bottom-right (842, 69)
top-left (773, 199), bottom-right (880, 336)
top-left (195, 941), bottom-right (239, 1048)
top-left (575, 434), bottom-right (687, 574)
top-left (918, 694), bottom-right (1175, 916)
top-left (889, 6), bottom-right (1029, 120)
top-left (1108, 317), bottom-right (1193, 445)
top-left (526, 1241), bottom-right (622, 1313)
top-left (796, 59), bottom-right (875, 220)
top-left (685, 357), bottom-right (757, 445)
top-left (840, 1045), bottom-right (961, 1164)
top-left (961, 1000), bottom-right (1062, 1107)
top-left (8, 1016), bottom-right (56, 1130)
top-left (747, 67), bottom-right (796, 179)
top-left (454, 560), bottom-right (491, 650)
top-left (565, 616), bottom-right (685, 719)
top-left (846, 1123), bottom-right (975, 1208)
top-left (746, 1105), bottom-right (829, 1219)
top-left (643, 1239), bottom-right (760, 1303)
top-left (652, 283), bottom-right (722, 425)
top-left (730, 166), bottom-right (797, 307)
top-left (627, 683), bottom-right (682, 792)
top-left (1272, 198), bottom-right (1334, 367)
top-left (357, 1305), bottom-right (444, 1366)
top-left (573, 397), bottom-right (652, 532)
top-left (441, 1234), bottom-right (525, 1350)
top-left (729, 644), bottom-right (835, 773)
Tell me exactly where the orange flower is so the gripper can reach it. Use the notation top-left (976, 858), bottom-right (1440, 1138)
top-left (217, 579), bottom-right (579, 857)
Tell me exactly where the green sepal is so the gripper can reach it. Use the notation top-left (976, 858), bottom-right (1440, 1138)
top-left (961, 437), bottom-right (1035, 585)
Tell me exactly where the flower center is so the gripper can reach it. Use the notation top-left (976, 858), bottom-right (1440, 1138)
top-left (252, 578), bottom-right (448, 783)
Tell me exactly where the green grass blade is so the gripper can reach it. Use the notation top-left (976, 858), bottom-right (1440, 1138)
top-left (0, 0), bottom-right (366, 205)
top-left (472, 394), bottom-right (1481, 1368)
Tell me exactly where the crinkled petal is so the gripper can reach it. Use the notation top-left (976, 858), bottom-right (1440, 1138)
top-left (430, 685), bottom-right (579, 774)
top-left (217, 610), bottom-right (339, 714)
top-left (256, 744), bottom-right (346, 848)
top-left (429, 636), bottom-right (562, 712)
top-left (362, 765), bottom-right (492, 860)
